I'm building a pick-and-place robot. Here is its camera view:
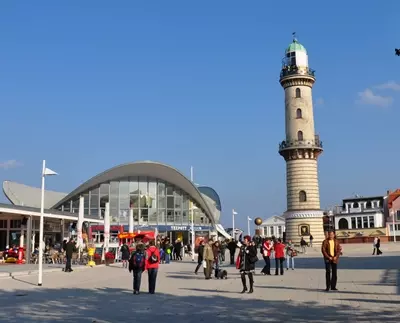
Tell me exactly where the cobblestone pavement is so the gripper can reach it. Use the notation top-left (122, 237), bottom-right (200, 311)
top-left (0, 247), bottom-right (399, 322)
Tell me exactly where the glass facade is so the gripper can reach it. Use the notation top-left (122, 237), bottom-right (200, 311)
top-left (59, 177), bottom-right (211, 226)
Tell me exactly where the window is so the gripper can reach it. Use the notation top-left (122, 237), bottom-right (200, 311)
top-left (369, 216), bottom-right (375, 228)
top-left (270, 226), bottom-right (274, 236)
top-left (278, 226), bottom-right (282, 236)
top-left (357, 217), bottom-right (362, 228)
top-left (351, 217), bottom-right (356, 228)
top-left (365, 201), bottom-right (372, 209)
top-left (297, 130), bottom-right (303, 141)
top-left (296, 108), bottom-right (302, 119)
top-left (396, 210), bottom-right (400, 221)
top-left (338, 218), bottom-right (349, 230)
top-left (363, 216), bottom-right (368, 228)
top-left (299, 190), bottom-right (307, 202)
top-left (295, 88), bottom-right (301, 98)
top-left (353, 202), bottom-right (359, 208)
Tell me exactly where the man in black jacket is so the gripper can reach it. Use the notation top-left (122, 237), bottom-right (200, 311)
top-left (194, 240), bottom-right (205, 274)
top-left (65, 238), bottom-right (76, 272)
top-left (227, 239), bottom-right (237, 265)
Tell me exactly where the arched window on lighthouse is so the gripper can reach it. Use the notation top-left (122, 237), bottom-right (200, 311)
top-left (299, 190), bottom-right (307, 202)
top-left (297, 130), bottom-right (303, 141)
top-left (296, 109), bottom-right (302, 119)
top-left (295, 88), bottom-right (301, 98)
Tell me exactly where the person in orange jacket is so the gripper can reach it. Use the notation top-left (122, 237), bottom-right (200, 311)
top-left (145, 240), bottom-right (160, 294)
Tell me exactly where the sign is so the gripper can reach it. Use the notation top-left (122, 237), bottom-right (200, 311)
top-left (121, 225), bottom-right (211, 232)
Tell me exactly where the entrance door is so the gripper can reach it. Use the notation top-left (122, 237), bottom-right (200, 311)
top-left (0, 231), bottom-right (6, 250)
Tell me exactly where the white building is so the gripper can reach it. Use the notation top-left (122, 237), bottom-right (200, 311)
top-left (260, 215), bottom-right (285, 238)
top-left (334, 196), bottom-right (385, 230)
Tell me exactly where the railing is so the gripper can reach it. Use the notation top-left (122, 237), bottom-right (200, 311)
top-left (280, 66), bottom-right (315, 79)
top-left (279, 139), bottom-right (323, 151)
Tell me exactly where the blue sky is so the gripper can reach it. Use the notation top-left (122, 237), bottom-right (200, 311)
top-left (0, 1), bottom-right (399, 230)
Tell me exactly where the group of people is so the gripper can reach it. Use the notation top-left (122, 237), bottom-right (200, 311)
top-left (124, 239), bottom-right (160, 295)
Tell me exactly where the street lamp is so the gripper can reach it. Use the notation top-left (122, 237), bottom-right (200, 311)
top-left (190, 166), bottom-right (195, 261)
top-left (38, 160), bottom-right (58, 286)
top-left (390, 210), bottom-right (397, 243)
top-left (232, 209), bottom-right (238, 240)
top-left (247, 216), bottom-right (252, 236)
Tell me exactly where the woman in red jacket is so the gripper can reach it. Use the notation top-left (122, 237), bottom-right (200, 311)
top-left (274, 238), bottom-right (285, 276)
top-left (145, 240), bottom-right (160, 294)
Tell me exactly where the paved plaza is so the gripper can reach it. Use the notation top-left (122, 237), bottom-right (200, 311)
top-left (0, 244), bottom-right (399, 322)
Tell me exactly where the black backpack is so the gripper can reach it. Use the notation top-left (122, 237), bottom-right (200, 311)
top-left (148, 250), bottom-right (159, 264)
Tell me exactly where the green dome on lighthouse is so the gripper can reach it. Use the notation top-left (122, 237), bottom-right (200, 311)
top-left (286, 39), bottom-right (307, 54)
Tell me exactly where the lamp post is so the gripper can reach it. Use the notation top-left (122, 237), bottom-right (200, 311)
top-left (247, 216), bottom-right (252, 236)
top-left (190, 166), bottom-right (195, 261)
top-left (232, 209), bottom-right (238, 240)
top-left (38, 160), bottom-right (58, 286)
top-left (391, 210), bottom-right (397, 243)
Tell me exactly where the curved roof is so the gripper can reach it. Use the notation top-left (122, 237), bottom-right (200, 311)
top-left (198, 186), bottom-right (221, 211)
top-left (52, 161), bottom-right (217, 225)
top-left (3, 181), bottom-right (67, 209)
top-left (286, 40), bottom-right (307, 54)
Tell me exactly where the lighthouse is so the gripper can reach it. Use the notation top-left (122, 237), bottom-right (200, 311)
top-left (278, 35), bottom-right (324, 245)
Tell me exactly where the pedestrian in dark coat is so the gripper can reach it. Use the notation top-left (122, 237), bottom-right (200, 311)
top-left (194, 239), bottom-right (205, 274)
top-left (65, 238), bottom-right (76, 272)
top-left (237, 235), bottom-right (257, 294)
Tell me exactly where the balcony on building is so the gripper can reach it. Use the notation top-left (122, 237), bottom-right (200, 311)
top-left (280, 64), bottom-right (315, 80)
top-left (278, 135), bottom-right (323, 153)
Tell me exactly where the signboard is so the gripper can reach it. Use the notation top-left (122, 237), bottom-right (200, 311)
top-left (121, 225), bottom-right (211, 232)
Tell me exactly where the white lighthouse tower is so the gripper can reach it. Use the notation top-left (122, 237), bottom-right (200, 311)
top-left (278, 35), bottom-right (325, 245)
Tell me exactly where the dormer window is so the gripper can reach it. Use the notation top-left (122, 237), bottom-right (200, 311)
top-left (366, 201), bottom-right (372, 209)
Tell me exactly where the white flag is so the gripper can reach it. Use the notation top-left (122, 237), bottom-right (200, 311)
top-left (232, 209), bottom-right (238, 215)
top-left (248, 217), bottom-right (252, 221)
top-left (43, 167), bottom-right (58, 176)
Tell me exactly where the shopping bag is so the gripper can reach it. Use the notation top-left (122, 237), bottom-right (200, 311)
top-left (202, 260), bottom-right (207, 268)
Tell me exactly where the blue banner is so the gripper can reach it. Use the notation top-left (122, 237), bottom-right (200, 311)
top-left (122, 225), bottom-right (211, 232)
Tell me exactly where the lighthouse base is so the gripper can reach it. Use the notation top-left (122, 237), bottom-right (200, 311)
top-left (284, 210), bottom-right (325, 245)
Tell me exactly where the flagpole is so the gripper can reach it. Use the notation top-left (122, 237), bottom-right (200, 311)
top-left (38, 160), bottom-right (46, 286)
top-left (247, 216), bottom-right (251, 236)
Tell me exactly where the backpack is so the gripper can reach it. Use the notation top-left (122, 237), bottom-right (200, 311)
top-left (129, 251), bottom-right (145, 271)
top-left (148, 249), bottom-right (159, 264)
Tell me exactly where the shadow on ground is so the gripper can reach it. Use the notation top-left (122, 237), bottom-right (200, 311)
top-left (1, 286), bottom-right (399, 322)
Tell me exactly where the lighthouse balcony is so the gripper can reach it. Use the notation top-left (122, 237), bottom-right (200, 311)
top-left (279, 139), bottom-right (323, 152)
top-left (280, 66), bottom-right (315, 79)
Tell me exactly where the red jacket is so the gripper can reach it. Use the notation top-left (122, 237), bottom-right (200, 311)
top-left (145, 246), bottom-right (160, 270)
top-left (263, 241), bottom-right (272, 257)
top-left (274, 243), bottom-right (285, 259)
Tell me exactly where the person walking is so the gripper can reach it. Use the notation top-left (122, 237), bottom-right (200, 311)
top-left (120, 242), bottom-right (130, 268)
top-left (145, 240), bottom-right (160, 294)
top-left (285, 239), bottom-right (295, 270)
top-left (321, 231), bottom-right (341, 291)
top-left (65, 238), bottom-right (76, 273)
top-left (194, 239), bottom-right (205, 274)
top-left (300, 237), bottom-right (307, 254)
top-left (212, 241), bottom-right (221, 278)
top-left (375, 236), bottom-right (382, 255)
top-left (237, 235), bottom-right (257, 294)
top-left (274, 238), bottom-right (285, 276)
top-left (129, 244), bottom-right (146, 294)
top-left (227, 239), bottom-right (237, 265)
top-left (261, 237), bottom-right (272, 275)
top-left (202, 239), bottom-right (214, 280)
top-left (309, 234), bottom-right (314, 248)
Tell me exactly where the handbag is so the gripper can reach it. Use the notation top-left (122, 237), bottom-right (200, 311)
top-left (249, 255), bottom-right (259, 264)
top-left (202, 260), bottom-right (207, 268)
top-left (235, 255), bottom-right (241, 269)
top-left (291, 251), bottom-right (297, 257)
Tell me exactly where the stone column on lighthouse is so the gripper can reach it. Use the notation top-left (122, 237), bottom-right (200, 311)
top-left (278, 35), bottom-right (325, 245)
